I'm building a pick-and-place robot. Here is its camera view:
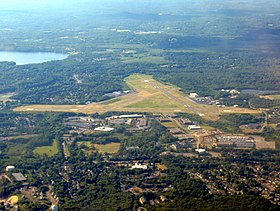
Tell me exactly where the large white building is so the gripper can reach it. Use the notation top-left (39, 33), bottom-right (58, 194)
top-left (6, 165), bottom-right (15, 171)
top-left (94, 127), bottom-right (114, 132)
top-left (188, 125), bottom-right (202, 130)
top-left (131, 163), bottom-right (148, 170)
top-left (119, 114), bottom-right (143, 118)
top-left (195, 148), bottom-right (206, 154)
top-left (189, 93), bottom-right (199, 98)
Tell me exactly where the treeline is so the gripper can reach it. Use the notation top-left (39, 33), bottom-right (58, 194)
top-left (0, 54), bottom-right (133, 104)
top-left (149, 195), bottom-right (279, 211)
top-left (1, 29), bottom-right (280, 106)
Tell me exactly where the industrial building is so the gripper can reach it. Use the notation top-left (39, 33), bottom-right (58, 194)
top-left (131, 163), bottom-right (148, 170)
top-left (12, 173), bottom-right (27, 182)
top-left (215, 135), bottom-right (255, 149)
top-left (119, 114), bottom-right (143, 118)
top-left (94, 127), bottom-right (114, 132)
top-left (188, 125), bottom-right (202, 130)
top-left (6, 166), bottom-right (15, 171)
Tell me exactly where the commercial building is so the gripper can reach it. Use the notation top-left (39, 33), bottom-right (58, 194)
top-left (94, 127), bottom-right (114, 132)
top-left (189, 93), bottom-right (199, 98)
top-left (131, 163), bottom-right (148, 170)
top-left (119, 114), bottom-right (143, 118)
top-left (138, 119), bottom-right (149, 128)
top-left (195, 148), bottom-right (206, 154)
top-left (188, 125), bottom-right (202, 130)
top-left (6, 166), bottom-right (15, 171)
top-left (12, 173), bottom-right (27, 182)
top-left (171, 141), bottom-right (193, 150)
top-left (180, 118), bottom-right (193, 125)
top-left (169, 128), bottom-right (182, 135)
top-left (215, 135), bottom-right (255, 149)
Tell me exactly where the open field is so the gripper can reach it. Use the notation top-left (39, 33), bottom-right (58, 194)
top-left (14, 74), bottom-right (260, 121)
top-left (7, 142), bottom-right (30, 157)
top-left (161, 122), bottom-right (177, 128)
top-left (125, 94), bottom-right (182, 110)
top-left (156, 164), bottom-right (168, 171)
top-left (261, 95), bottom-right (280, 100)
top-left (65, 147), bottom-right (71, 157)
top-left (78, 142), bottom-right (120, 154)
top-left (7, 134), bottom-right (39, 141)
top-left (33, 139), bottom-right (59, 156)
top-left (93, 143), bottom-right (120, 154)
top-left (0, 92), bottom-right (16, 102)
top-left (221, 108), bottom-right (262, 115)
top-left (253, 136), bottom-right (276, 150)
top-left (77, 141), bottom-right (91, 147)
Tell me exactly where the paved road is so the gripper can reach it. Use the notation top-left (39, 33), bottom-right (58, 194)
top-left (62, 141), bottom-right (68, 159)
top-left (259, 111), bottom-right (268, 133)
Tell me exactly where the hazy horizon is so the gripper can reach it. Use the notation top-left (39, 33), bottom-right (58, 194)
top-left (1, 0), bottom-right (278, 14)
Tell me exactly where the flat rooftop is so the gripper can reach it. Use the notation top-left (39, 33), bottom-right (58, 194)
top-left (12, 173), bottom-right (27, 182)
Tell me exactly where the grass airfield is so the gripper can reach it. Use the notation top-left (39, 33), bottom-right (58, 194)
top-left (14, 74), bottom-right (260, 121)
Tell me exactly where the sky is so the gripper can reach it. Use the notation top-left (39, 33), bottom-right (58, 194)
top-left (0, 0), bottom-right (86, 10)
top-left (0, 0), bottom-right (182, 15)
top-left (1, 0), bottom-right (279, 15)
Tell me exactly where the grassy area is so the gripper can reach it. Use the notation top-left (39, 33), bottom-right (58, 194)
top-left (7, 134), bottom-right (39, 140)
top-left (77, 141), bottom-right (91, 147)
top-left (161, 122), bottom-right (177, 128)
top-left (65, 147), bottom-right (71, 157)
top-left (124, 74), bottom-right (157, 93)
top-left (94, 143), bottom-right (121, 154)
top-left (101, 98), bottom-right (121, 105)
top-left (7, 143), bottom-right (28, 157)
top-left (78, 142), bottom-right (120, 154)
top-left (14, 74), bottom-right (259, 121)
top-left (6, 136), bottom-right (45, 157)
top-left (0, 92), bottom-right (15, 102)
top-left (33, 139), bottom-right (59, 156)
top-left (264, 95), bottom-right (280, 100)
top-left (201, 125), bottom-right (217, 130)
top-left (125, 94), bottom-right (182, 110)
top-left (0, 94), bottom-right (13, 99)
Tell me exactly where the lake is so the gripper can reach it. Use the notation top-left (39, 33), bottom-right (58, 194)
top-left (0, 51), bottom-right (68, 65)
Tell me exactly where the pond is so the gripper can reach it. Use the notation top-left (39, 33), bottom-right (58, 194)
top-left (0, 51), bottom-right (68, 65)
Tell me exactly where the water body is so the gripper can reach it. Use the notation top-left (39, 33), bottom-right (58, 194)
top-left (0, 51), bottom-right (68, 65)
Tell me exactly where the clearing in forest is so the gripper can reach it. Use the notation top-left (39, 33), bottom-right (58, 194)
top-left (78, 142), bottom-right (120, 154)
top-left (14, 74), bottom-right (260, 121)
top-left (260, 94), bottom-right (280, 100)
top-left (33, 139), bottom-right (59, 156)
top-left (93, 143), bottom-right (121, 154)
